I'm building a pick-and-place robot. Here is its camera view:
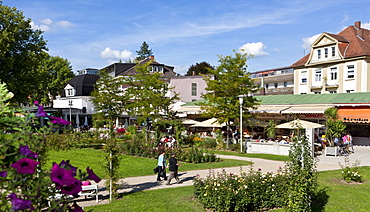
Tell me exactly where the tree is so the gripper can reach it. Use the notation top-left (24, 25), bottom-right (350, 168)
top-left (35, 54), bottom-right (75, 103)
top-left (266, 120), bottom-right (276, 138)
top-left (185, 61), bottom-right (214, 76)
top-left (324, 107), bottom-right (346, 146)
top-left (91, 70), bottom-right (130, 134)
top-left (0, 3), bottom-right (48, 103)
top-left (124, 61), bottom-right (179, 135)
top-left (135, 41), bottom-right (153, 61)
top-left (198, 51), bottom-right (259, 146)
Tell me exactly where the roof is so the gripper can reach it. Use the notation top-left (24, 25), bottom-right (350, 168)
top-left (64, 74), bottom-right (100, 96)
top-left (292, 21), bottom-right (370, 67)
top-left (256, 92), bottom-right (370, 105)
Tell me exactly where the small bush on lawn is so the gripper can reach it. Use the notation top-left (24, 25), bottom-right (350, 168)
top-left (339, 158), bottom-right (363, 183)
top-left (202, 137), bottom-right (217, 149)
top-left (193, 167), bottom-right (288, 212)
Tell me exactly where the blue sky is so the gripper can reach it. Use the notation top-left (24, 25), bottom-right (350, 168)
top-left (3, 0), bottom-right (370, 75)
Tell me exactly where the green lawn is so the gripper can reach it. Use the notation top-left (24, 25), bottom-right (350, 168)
top-left (87, 167), bottom-right (370, 212)
top-left (211, 149), bottom-right (290, 161)
top-left (47, 148), bottom-right (252, 178)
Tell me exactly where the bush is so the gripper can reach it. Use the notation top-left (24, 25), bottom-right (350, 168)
top-left (339, 158), bottom-right (363, 183)
top-left (202, 137), bottom-right (217, 149)
top-left (193, 167), bottom-right (288, 211)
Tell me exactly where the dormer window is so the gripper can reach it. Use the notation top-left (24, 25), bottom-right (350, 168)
top-left (151, 66), bottom-right (164, 73)
top-left (324, 48), bottom-right (328, 58)
top-left (317, 49), bottom-right (321, 59)
top-left (331, 47), bottom-right (335, 57)
top-left (66, 88), bottom-right (75, 96)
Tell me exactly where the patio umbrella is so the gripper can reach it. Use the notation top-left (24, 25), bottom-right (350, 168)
top-left (182, 119), bottom-right (200, 125)
top-left (275, 119), bottom-right (323, 129)
top-left (190, 118), bottom-right (227, 128)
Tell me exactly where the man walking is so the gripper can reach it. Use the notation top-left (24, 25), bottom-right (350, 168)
top-left (157, 151), bottom-right (167, 181)
top-left (166, 153), bottom-right (182, 185)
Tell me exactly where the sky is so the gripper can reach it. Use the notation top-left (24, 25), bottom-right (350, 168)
top-left (3, 0), bottom-right (370, 75)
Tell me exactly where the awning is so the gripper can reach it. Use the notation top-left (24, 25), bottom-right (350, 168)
top-left (250, 106), bottom-right (289, 113)
top-left (338, 107), bottom-right (370, 123)
top-left (276, 119), bottom-right (324, 129)
top-left (281, 106), bottom-right (333, 114)
top-left (190, 118), bottom-right (228, 128)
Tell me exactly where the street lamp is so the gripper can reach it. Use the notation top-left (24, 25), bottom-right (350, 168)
top-left (68, 100), bottom-right (73, 123)
top-left (238, 95), bottom-right (245, 153)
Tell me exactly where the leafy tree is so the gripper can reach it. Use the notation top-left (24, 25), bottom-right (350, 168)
top-left (91, 70), bottom-right (130, 134)
top-left (185, 61), bottom-right (214, 76)
top-left (324, 107), bottom-right (346, 146)
top-left (135, 41), bottom-right (153, 61)
top-left (0, 3), bottom-right (48, 103)
top-left (124, 61), bottom-right (179, 135)
top-left (35, 54), bottom-right (75, 103)
top-left (198, 51), bottom-right (259, 146)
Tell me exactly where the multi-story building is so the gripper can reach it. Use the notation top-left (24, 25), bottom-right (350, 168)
top-left (250, 67), bottom-right (294, 95)
top-left (292, 21), bottom-right (370, 94)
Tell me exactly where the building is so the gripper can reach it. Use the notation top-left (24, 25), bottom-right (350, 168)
top-left (53, 74), bottom-right (100, 127)
top-left (250, 67), bottom-right (294, 95)
top-left (168, 74), bottom-right (214, 103)
top-left (292, 21), bottom-right (370, 94)
top-left (101, 55), bottom-right (177, 78)
top-left (77, 68), bottom-right (100, 75)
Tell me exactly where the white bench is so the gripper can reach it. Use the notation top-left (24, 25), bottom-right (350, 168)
top-left (79, 184), bottom-right (99, 202)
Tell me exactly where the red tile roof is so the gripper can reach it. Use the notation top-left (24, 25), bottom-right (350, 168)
top-left (292, 21), bottom-right (370, 67)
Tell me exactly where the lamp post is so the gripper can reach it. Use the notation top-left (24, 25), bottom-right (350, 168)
top-left (238, 95), bottom-right (244, 153)
top-left (68, 100), bottom-right (73, 123)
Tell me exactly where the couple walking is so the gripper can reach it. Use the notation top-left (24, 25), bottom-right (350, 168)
top-left (157, 151), bottom-right (182, 185)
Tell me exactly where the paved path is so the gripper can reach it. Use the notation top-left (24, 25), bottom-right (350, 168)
top-left (77, 146), bottom-right (370, 207)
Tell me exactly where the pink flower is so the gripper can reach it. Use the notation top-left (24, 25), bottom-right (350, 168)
top-left (19, 145), bottom-right (39, 158)
top-left (86, 167), bottom-right (101, 183)
top-left (50, 163), bottom-right (77, 187)
top-left (7, 193), bottom-right (34, 211)
top-left (11, 158), bottom-right (40, 174)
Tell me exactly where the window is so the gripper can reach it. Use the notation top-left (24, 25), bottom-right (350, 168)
top-left (265, 84), bottom-right (269, 89)
top-left (274, 83), bottom-right (278, 88)
top-left (347, 65), bottom-right (355, 78)
top-left (152, 66), bottom-right (163, 73)
top-left (329, 90), bottom-right (337, 93)
top-left (332, 47), bottom-right (335, 57)
top-left (315, 70), bottom-right (322, 81)
top-left (325, 48), bottom-right (328, 58)
top-left (284, 82), bottom-right (287, 87)
top-left (191, 83), bottom-right (197, 96)
top-left (330, 67), bottom-right (337, 80)
top-left (317, 49), bottom-right (321, 59)
top-left (301, 71), bottom-right (307, 83)
top-left (66, 88), bottom-right (74, 96)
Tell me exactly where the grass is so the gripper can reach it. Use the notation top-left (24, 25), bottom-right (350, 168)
top-left (211, 149), bottom-right (290, 161)
top-left (87, 186), bottom-right (205, 212)
top-left (47, 148), bottom-right (252, 178)
top-left (86, 166), bottom-right (370, 212)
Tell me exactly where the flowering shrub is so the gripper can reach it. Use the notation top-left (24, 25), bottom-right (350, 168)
top-left (193, 167), bottom-right (288, 211)
top-left (0, 88), bottom-right (101, 211)
top-left (339, 158), bottom-right (363, 183)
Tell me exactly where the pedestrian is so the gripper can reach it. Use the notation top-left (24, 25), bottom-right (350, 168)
top-left (156, 151), bottom-right (167, 181)
top-left (166, 153), bottom-right (182, 185)
top-left (347, 133), bottom-right (354, 153)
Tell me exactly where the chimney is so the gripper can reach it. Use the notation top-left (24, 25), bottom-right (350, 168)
top-left (148, 55), bottom-right (155, 60)
top-left (354, 21), bottom-right (361, 30)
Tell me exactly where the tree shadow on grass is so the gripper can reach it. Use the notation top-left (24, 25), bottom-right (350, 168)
top-left (311, 187), bottom-right (330, 212)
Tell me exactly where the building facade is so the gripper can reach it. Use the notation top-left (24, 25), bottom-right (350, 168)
top-left (292, 21), bottom-right (370, 95)
top-left (250, 67), bottom-right (294, 95)
top-left (169, 74), bottom-right (213, 102)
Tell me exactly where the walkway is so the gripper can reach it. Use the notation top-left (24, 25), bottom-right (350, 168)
top-left (77, 146), bottom-right (370, 207)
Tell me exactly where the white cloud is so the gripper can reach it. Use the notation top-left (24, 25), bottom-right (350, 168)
top-left (239, 42), bottom-right (268, 57)
top-left (100, 47), bottom-right (134, 61)
top-left (362, 22), bottom-right (370, 30)
top-left (302, 34), bottom-right (320, 49)
top-left (30, 18), bottom-right (74, 32)
top-left (40, 18), bottom-right (53, 25)
top-left (56, 20), bottom-right (75, 28)
top-left (30, 21), bottom-right (50, 32)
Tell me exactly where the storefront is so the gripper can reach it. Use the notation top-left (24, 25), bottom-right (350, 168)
top-left (338, 106), bottom-right (370, 146)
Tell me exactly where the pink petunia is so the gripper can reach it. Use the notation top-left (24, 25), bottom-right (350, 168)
top-left (86, 167), bottom-right (101, 183)
top-left (7, 193), bottom-right (34, 211)
top-left (11, 158), bottom-right (40, 174)
top-left (19, 145), bottom-right (39, 158)
top-left (50, 163), bottom-right (78, 187)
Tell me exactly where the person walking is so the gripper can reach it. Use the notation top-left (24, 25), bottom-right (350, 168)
top-left (156, 151), bottom-right (167, 181)
top-left (166, 153), bottom-right (182, 185)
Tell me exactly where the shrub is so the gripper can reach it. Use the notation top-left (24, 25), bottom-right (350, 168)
top-left (339, 158), bottom-right (363, 183)
top-left (202, 137), bottom-right (217, 149)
